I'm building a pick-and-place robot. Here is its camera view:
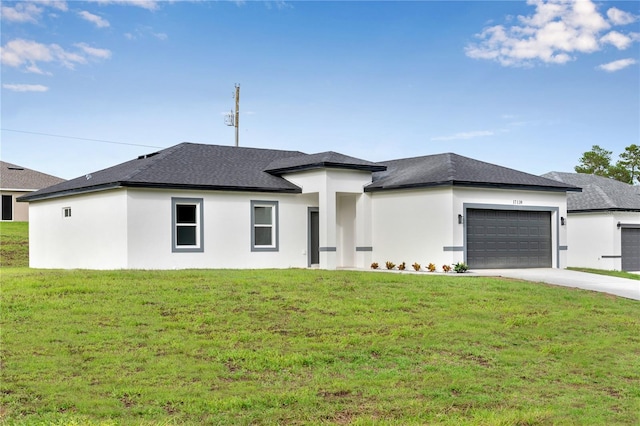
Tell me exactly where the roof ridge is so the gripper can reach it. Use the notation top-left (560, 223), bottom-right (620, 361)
top-left (120, 143), bottom-right (186, 182)
top-left (446, 153), bottom-right (457, 181)
top-left (591, 184), bottom-right (616, 208)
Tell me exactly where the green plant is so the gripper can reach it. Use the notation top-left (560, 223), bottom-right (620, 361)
top-left (427, 263), bottom-right (436, 272)
top-left (454, 262), bottom-right (469, 273)
top-left (370, 262), bottom-right (379, 270)
top-left (398, 262), bottom-right (406, 271)
top-left (412, 262), bottom-right (421, 271)
top-left (442, 264), bottom-right (451, 273)
top-left (385, 261), bottom-right (395, 270)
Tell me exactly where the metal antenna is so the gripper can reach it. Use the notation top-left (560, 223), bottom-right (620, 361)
top-left (224, 84), bottom-right (240, 147)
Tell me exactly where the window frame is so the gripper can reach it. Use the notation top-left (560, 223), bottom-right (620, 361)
top-left (62, 207), bottom-right (71, 218)
top-left (251, 200), bottom-right (279, 252)
top-left (172, 197), bottom-right (204, 253)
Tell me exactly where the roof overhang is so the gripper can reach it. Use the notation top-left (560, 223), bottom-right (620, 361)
top-left (365, 180), bottom-right (581, 193)
top-left (18, 180), bottom-right (302, 202)
top-left (267, 162), bottom-right (386, 175)
top-left (568, 208), bottom-right (640, 214)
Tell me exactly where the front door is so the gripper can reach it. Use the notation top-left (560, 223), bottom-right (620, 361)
top-left (308, 208), bottom-right (319, 266)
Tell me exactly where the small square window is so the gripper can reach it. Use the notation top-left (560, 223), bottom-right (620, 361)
top-left (63, 207), bottom-right (71, 218)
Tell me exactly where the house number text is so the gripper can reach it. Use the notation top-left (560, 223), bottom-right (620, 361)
top-left (513, 200), bottom-right (523, 205)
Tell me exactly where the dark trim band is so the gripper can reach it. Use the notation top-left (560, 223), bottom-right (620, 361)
top-left (443, 246), bottom-right (464, 252)
top-left (319, 247), bottom-right (337, 252)
top-left (356, 246), bottom-right (373, 252)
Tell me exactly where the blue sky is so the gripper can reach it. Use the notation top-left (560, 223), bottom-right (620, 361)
top-left (2, 0), bottom-right (639, 180)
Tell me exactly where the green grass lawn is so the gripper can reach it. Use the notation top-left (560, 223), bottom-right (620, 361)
top-left (2, 223), bottom-right (640, 424)
top-left (2, 267), bottom-right (639, 425)
top-left (0, 222), bottom-right (28, 268)
top-left (568, 267), bottom-right (640, 281)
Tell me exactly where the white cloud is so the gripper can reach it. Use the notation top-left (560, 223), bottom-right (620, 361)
top-left (34, 1), bottom-right (68, 11)
top-left (430, 130), bottom-right (494, 142)
top-left (597, 58), bottom-right (637, 72)
top-left (1, 3), bottom-right (43, 23)
top-left (0, 1), bottom-right (68, 23)
top-left (75, 43), bottom-right (112, 59)
top-left (3, 83), bottom-right (49, 92)
top-left (607, 7), bottom-right (637, 26)
top-left (124, 26), bottom-right (168, 41)
top-left (466, 0), bottom-right (639, 67)
top-left (600, 31), bottom-right (634, 50)
top-left (78, 10), bottom-right (110, 28)
top-left (1, 38), bottom-right (111, 73)
top-left (94, 0), bottom-right (160, 11)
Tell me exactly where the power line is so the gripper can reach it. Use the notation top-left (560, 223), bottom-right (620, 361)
top-left (1, 128), bottom-right (165, 149)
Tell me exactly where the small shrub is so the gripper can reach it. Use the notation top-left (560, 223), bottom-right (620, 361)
top-left (371, 262), bottom-right (379, 270)
top-left (427, 263), bottom-right (436, 272)
top-left (442, 264), bottom-right (451, 273)
top-left (412, 262), bottom-right (421, 271)
top-left (385, 261), bottom-right (396, 270)
top-left (454, 262), bottom-right (469, 273)
top-left (398, 262), bottom-right (406, 271)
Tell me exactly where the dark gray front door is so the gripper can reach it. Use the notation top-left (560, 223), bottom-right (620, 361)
top-left (309, 209), bottom-right (319, 265)
top-left (466, 209), bottom-right (552, 269)
top-left (621, 228), bottom-right (640, 271)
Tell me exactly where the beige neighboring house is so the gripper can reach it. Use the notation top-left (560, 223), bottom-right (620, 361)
top-left (0, 161), bottom-right (65, 222)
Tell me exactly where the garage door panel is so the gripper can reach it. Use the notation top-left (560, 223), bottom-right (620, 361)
top-left (467, 209), bottom-right (552, 269)
top-left (621, 228), bottom-right (640, 271)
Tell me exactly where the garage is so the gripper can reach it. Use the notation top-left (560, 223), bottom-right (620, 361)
top-left (466, 209), bottom-right (552, 269)
top-left (621, 228), bottom-right (640, 272)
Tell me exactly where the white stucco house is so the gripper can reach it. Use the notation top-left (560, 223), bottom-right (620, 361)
top-left (19, 143), bottom-right (579, 270)
top-left (543, 172), bottom-right (640, 272)
top-left (0, 161), bottom-right (64, 222)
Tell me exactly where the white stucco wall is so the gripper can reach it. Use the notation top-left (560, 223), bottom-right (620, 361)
top-left (566, 211), bottom-right (640, 270)
top-left (370, 186), bottom-right (569, 269)
top-left (29, 189), bottom-right (128, 269)
top-left (370, 187), bottom-right (455, 268)
top-left (126, 188), bottom-right (317, 269)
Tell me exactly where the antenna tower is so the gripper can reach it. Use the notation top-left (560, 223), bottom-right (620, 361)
top-left (224, 84), bottom-right (240, 147)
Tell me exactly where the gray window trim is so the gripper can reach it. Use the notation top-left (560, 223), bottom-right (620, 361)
top-left (251, 200), bottom-right (279, 252)
top-left (172, 197), bottom-right (204, 253)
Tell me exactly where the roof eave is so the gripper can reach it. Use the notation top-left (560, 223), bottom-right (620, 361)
top-left (568, 208), bottom-right (640, 213)
top-left (267, 162), bottom-right (386, 175)
top-left (17, 182), bottom-right (122, 202)
top-left (122, 181), bottom-right (302, 194)
top-left (365, 180), bottom-right (579, 193)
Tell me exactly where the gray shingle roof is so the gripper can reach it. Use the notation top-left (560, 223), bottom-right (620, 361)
top-left (366, 153), bottom-right (580, 192)
top-left (264, 151), bottom-right (386, 174)
top-left (18, 143), bottom-right (582, 202)
top-left (542, 172), bottom-right (640, 212)
top-left (19, 143), bottom-right (306, 201)
top-left (0, 161), bottom-right (65, 191)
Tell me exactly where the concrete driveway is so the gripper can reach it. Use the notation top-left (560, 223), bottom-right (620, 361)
top-left (473, 269), bottom-right (640, 301)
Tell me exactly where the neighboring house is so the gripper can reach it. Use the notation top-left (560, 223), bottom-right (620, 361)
top-left (0, 161), bottom-right (65, 222)
top-left (18, 143), bottom-right (578, 270)
top-left (543, 172), bottom-right (640, 272)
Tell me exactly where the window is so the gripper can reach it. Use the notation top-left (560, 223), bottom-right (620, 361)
top-left (63, 207), bottom-right (71, 218)
top-left (2, 195), bottom-right (12, 221)
top-left (172, 198), bottom-right (203, 252)
top-left (251, 200), bottom-right (278, 251)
